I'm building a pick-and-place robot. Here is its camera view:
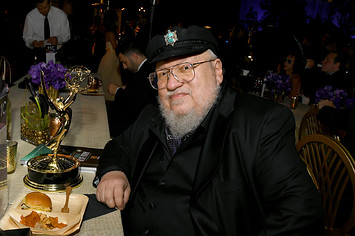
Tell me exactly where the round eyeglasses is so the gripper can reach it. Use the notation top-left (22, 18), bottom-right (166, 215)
top-left (148, 59), bottom-right (215, 90)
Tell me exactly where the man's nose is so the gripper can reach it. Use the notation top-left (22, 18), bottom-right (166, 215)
top-left (166, 72), bottom-right (183, 90)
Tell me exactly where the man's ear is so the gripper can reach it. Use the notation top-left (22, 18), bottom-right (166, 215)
top-left (131, 53), bottom-right (139, 61)
top-left (214, 59), bottom-right (224, 85)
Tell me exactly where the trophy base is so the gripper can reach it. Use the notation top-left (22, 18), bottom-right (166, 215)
top-left (23, 174), bottom-right (83, 192)
top-left (24, 153), bottom-right (83, 192)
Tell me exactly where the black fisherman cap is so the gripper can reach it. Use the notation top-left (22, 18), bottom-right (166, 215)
top-left (146, 25), bottom-right (219, 64)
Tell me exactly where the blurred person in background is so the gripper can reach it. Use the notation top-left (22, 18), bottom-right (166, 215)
top-left (319, 51), bottom-right (353, 95)
top-left (97, 10), bottom-right (122, 102)
top-left (278, 52), bottom-right (302, 98)
top-left (106, 42), bottom-right (156, 138)
top-left (23, 0), bottom-right (70, 63)
top-left (304, 51), bottom-right (353, 104)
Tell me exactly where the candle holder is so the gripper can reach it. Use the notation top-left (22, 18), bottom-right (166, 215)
top-left (290, 96), bottom-right (299, 109)
top-left (23, 66), bottom-right (93, 191)
top-left (20, 102), bottom-right (50, 145)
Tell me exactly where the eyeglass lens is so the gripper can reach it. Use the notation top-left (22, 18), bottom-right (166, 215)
top-left (148, 60), bottom-right (214, 89)
top-left (150, 62), bottom-right (195, 89)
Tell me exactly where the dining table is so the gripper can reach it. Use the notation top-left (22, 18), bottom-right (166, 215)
top-left (0, 75), bottom-right (124, 235)
top-left (280, 97), bottom-right (310, 143)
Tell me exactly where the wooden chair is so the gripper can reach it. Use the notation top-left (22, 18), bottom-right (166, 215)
top-left (296, 134), bottom-right (355, 235)
top-left (298, 107), bottom-right (331, 141)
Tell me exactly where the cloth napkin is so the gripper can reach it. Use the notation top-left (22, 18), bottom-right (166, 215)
top-left (83, 194), bottom-right (117, 221)
top-left (0, 228), bottom-right (31, 236)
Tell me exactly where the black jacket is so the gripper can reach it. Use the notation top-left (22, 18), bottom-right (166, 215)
top-left (108, 60), bottom-right (157, 137)
top-left (98, 85), bottom-right (324, 235)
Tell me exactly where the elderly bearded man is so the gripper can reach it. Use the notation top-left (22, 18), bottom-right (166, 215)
top-left (95, 25), bottom-right (324, 236)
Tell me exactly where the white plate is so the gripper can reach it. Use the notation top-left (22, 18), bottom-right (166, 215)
top-left (0, 192), bottom-right (88, 235)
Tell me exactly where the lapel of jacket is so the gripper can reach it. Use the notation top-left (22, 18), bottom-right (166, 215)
top-left (192, 87), bottom-right (237, 196)
top-left (189, 87), bottom-right (237, 235)
top-left (130, 112), bottom-right (163, 196)
top-left (130, 132), bottom-right (158, 196)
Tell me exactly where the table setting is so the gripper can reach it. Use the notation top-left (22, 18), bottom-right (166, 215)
top-left (245, 70), bottom-right (311, 143)
top-left (80, 74), bottom-right (104, 96)
top-left (0, 61), bottom-right (123, 235)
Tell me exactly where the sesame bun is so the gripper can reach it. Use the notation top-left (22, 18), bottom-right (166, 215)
top-left (21, 192), bottom-right (52, 212)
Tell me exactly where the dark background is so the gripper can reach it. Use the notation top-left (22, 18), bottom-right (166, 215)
top-left (0, 0), bottom-right (354, 81)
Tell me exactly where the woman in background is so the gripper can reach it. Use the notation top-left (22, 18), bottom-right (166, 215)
top-left (278, 52), bottom-right (302, 98)
top-left (97, 10), bottom-right (122, 102)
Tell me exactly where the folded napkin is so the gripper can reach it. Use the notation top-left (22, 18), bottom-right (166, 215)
top-left (83, 194), bottom-right (117, 221)
top-left (0, 228), bottom-right (31, 236)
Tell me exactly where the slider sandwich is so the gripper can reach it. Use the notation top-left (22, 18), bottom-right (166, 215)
top-left (21, 192), bottom-right (52, 212)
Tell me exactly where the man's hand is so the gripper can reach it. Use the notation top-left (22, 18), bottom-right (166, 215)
top-left (32, 40), bottom-right (44, 48)
top-left (108, 83), bottom-right (120, 95)
top-left (47, 37), bottom-right (58, 45)
top-left (107, 83), bottom-right (126, 95)
top-left (96, 171), bottom-right (131, 210)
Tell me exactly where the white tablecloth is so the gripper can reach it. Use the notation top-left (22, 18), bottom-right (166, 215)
top-left (281, 97), bottom-right (310, 143)
top-left (1, 76), bottom-right (124, 235)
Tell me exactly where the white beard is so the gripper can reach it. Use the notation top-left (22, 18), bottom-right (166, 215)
top-left (159, 85), bottom-right (221, 139)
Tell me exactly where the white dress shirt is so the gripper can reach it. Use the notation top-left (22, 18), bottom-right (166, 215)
top-left (137, 59), bottom-right (147, 72)
top-left (23, 6), bottom-right (70, 49)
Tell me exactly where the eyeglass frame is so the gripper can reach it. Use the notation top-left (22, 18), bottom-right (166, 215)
top-left (148, 59), bottom-right (216, 90)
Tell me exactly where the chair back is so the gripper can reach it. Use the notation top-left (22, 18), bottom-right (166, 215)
top-left (298, 107), bottom-right (330, 141)
top-left (296, 134), bottom-right (355, 235)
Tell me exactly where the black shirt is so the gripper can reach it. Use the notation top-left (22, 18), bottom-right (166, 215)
top-left (125, 128), bottom-right (206, 235)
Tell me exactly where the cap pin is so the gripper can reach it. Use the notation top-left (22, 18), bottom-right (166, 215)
top-left (164, 30), bottom-right (178, 46)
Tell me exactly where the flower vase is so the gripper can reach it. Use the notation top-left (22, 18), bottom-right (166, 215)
top-left (39, 86), bottom-right (59, 103)
top-left (20, 101), bottom-right (49, 145)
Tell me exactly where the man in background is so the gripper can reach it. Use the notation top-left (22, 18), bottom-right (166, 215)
top-left (107, 42), bottom-right (157, 138)
top-left (23, 0), bottom-right (70, 63)
top-left (320, 51), bottom-right (353, 93)
top-left (304, 51), bottom-right (353, 103)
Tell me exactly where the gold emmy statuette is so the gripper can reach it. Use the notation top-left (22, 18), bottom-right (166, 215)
top-left (23, 66), bottom-right (93, 191)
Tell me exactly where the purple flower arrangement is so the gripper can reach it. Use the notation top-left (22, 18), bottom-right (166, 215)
top-left (28, 60), bottom-right (67, 90)
top-left (265, 72), bottom-right (292, 95)
top-left (315, 85), bottom-right (355, 109)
